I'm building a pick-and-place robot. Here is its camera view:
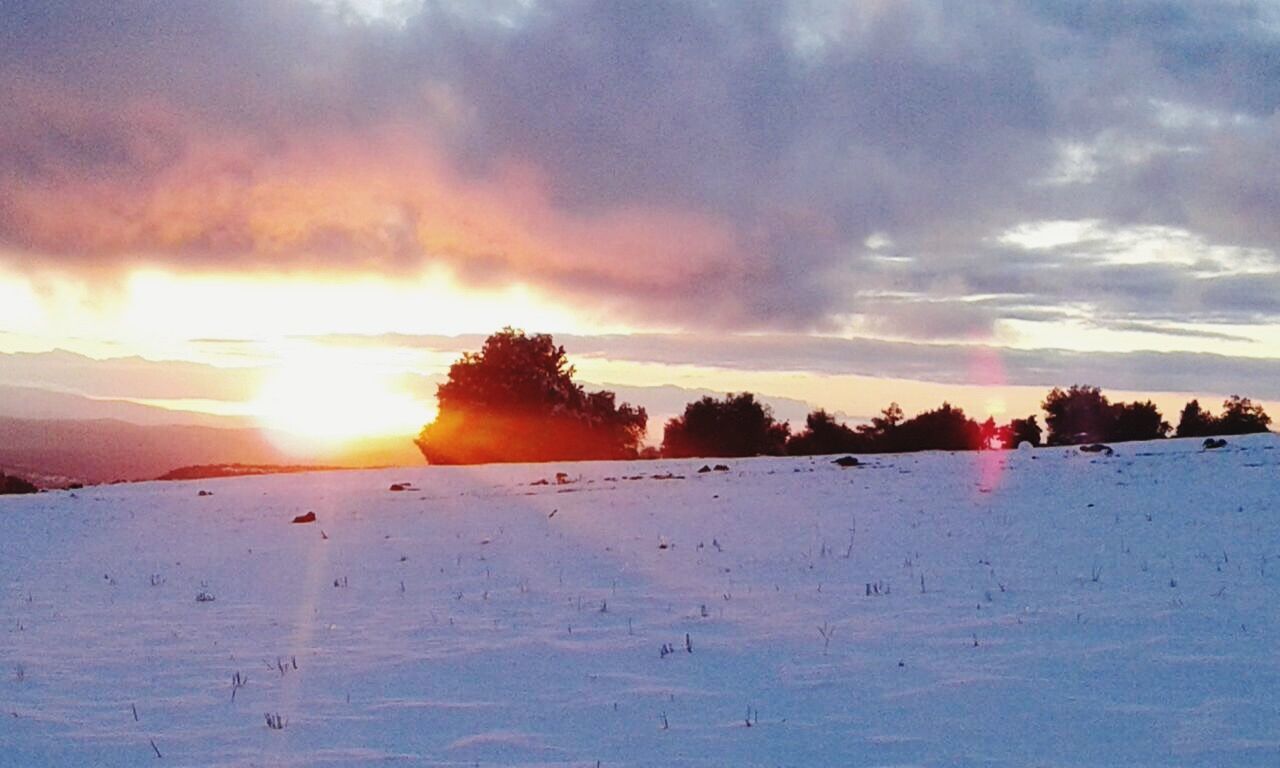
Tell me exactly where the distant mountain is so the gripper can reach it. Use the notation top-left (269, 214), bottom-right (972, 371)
top-left (0, 417), bottom-right (424, 486)
top-left (0, 351), bottom-right (826, 483)
top-left (0, 348), bottom-right (262, 401)
top-left (0, 384), bottom-right (255, 428)
top-left (0, 376), bottom-right (425, 484)
top-left (0, 417), bottom-right (291, 485)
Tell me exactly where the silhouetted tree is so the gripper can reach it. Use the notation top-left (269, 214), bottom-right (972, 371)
top-left (839, 401), bottom-right (991, 453)
top-left (1043, 385), bottom-right (1115, 445)
top-left (1175, 399), bottom-right (1216, 438)
top-left (416, 328), bottom-right (647, 464)
top-left (662, 393), bottom-right (789, 458)
top-left (787, 409), bottom-right (865, 455)
top-left (1217, 395), bottom-right (1271, 435)
top-left (1174, 395), bottom-right (1270, 438)
top-left (892, 402), bottom-right (983, 452)
top-left (978, 417), bottom-right (999, 450)
top-left (854, 402), bottom-right (904, 449)
top-left (1112, 400), bottom-right (1170, 442)
top-left (999, 415), bottom-right (1042, 448)
top-left (875, 402), bottom-right (904, 431)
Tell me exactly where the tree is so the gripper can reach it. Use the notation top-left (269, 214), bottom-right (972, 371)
top-left (978, 417), bottom-right (999, 450)
top-left (1216, 395), bottom-right (1271, 435)
top-left (1175, 399), bottom-right (1216, 438)
top-left (415, 328), bottom-right (647, 464)
top-left (1111, 400), bottom-right (1170, 442)
top-left (787, 409), bottom-right (865, 455)
top-left (854, 402), bottom-right (904, 450)
top-left (892, 402), bottom-right (983, 452)
top-left (1042, 385), bottom-right (1115, 445)
top-left (1174, 395), bottom-right (1270, 438)
top-left (662, 393), bottom-right (789, 458)
top-left (999, 415), bottom-right (1042, 448)
top-left (873, 402), bottom-right (904, 431)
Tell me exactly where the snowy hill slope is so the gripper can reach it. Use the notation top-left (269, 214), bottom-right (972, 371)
top-left (2, 434), bottom-right (1279, 767)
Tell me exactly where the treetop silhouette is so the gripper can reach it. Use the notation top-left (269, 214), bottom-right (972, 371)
top-left (416, 328), bottom-right (646, 464)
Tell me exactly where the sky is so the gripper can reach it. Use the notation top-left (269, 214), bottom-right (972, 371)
top-left (2, 0), bottom-right (1279, 447)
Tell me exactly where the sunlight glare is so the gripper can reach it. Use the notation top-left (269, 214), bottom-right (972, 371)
top-left (253, 348), bottom-right (434, 445)
top-left (120, 267), bottom-right (589, 342)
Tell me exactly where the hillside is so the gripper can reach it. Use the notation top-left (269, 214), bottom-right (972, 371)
top-left (0, 384), bottom-right (258, 428)
top-left (0, 417), bottom-right (423, 486)
top-left (2, 434), bottom-right (1278, 766)
top-left (0, 417), bottom-right (291, 485)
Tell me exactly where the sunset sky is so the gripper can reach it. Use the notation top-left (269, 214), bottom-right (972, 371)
top-left (3, 0), bottom-right (1280, 448)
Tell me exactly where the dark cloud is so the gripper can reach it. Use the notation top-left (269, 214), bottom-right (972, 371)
top-left (0, 0), bottom-right (1278, 336)
top-left (1032, 0), bottom-right (1280, 115)
top-left (1097, 321), bottom-right (1256, 343)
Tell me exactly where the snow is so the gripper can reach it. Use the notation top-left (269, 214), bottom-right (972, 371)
top-left (2, 434), bottom-right (1279, 767)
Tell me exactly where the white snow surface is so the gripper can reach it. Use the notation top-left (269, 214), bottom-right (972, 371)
top-left (2, 434), bottom-right (1280, 767)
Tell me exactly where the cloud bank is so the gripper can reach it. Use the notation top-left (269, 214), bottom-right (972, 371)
top-left (317, 331), bottom-right (1280, 402)
top-left (1, 0), bottom-right (1279, 336)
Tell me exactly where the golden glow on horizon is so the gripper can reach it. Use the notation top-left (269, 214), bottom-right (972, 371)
top-left (121, 268), bottom-right (594, 340)
top-left (0, 264), bottom-right (607, 354)
top-left (252, 346), bottom-right (435, 444)
top-left (4, 265), bottom-right (1280, 446)
top-left (0, 276), bottom-right (44, 330)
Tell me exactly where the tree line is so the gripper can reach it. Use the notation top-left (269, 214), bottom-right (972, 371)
top-left (416, 329), bottom-right (1272, 464)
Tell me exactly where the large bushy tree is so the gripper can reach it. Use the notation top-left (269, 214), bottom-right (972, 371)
top-left (415, 328), bottom-right (647, 464)
top-left (1043, 385), bottom-right (1176, 445)
top-left (1216, 395), bottom-right (1271, 435)
top-left (661, 392), bottom-right (789, 458)
top-left (1174, 396), bottom-right (1270, 438)
top-left (1043, 385), bottom-right (1115, 445)
top-left (1174, 399), bottom-right (1216, 438)
top-left (1111, 400), bottom-right (1171, 442)
top-left (892, 402), bottom-right (984, 452)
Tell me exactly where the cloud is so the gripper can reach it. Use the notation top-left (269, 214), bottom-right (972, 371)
top-left (0, 1), bottom-right (1278, 336)
top-left (313, 331), bottom-right (1280, 401)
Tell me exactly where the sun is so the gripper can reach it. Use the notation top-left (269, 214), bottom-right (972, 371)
top-left (252, 349), bottom-right (434, 446)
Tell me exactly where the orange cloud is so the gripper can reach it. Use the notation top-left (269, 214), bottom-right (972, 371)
top-left (2, 93), bottom-right (740, 321)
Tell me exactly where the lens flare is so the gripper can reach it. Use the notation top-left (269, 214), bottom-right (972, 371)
top-left (969, 347), bottom-right (1008, 493)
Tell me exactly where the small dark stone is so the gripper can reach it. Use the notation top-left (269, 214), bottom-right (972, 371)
top-left (1202, 438), bottom-right (1228, 450)
top-left (832, 456), bottom-right (860, 467)
top-left (697, 465), bottom-right (712, 473)
top-left (1079, 443), bottom-right (1114, 456)
top-left (713, 464), bottom-right (730, 472)
top-left (291, 511), bottom-right (317, 524)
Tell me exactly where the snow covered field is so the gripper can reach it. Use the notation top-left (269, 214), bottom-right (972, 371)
top-left (3, 434), bottom-right (1279, 767)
